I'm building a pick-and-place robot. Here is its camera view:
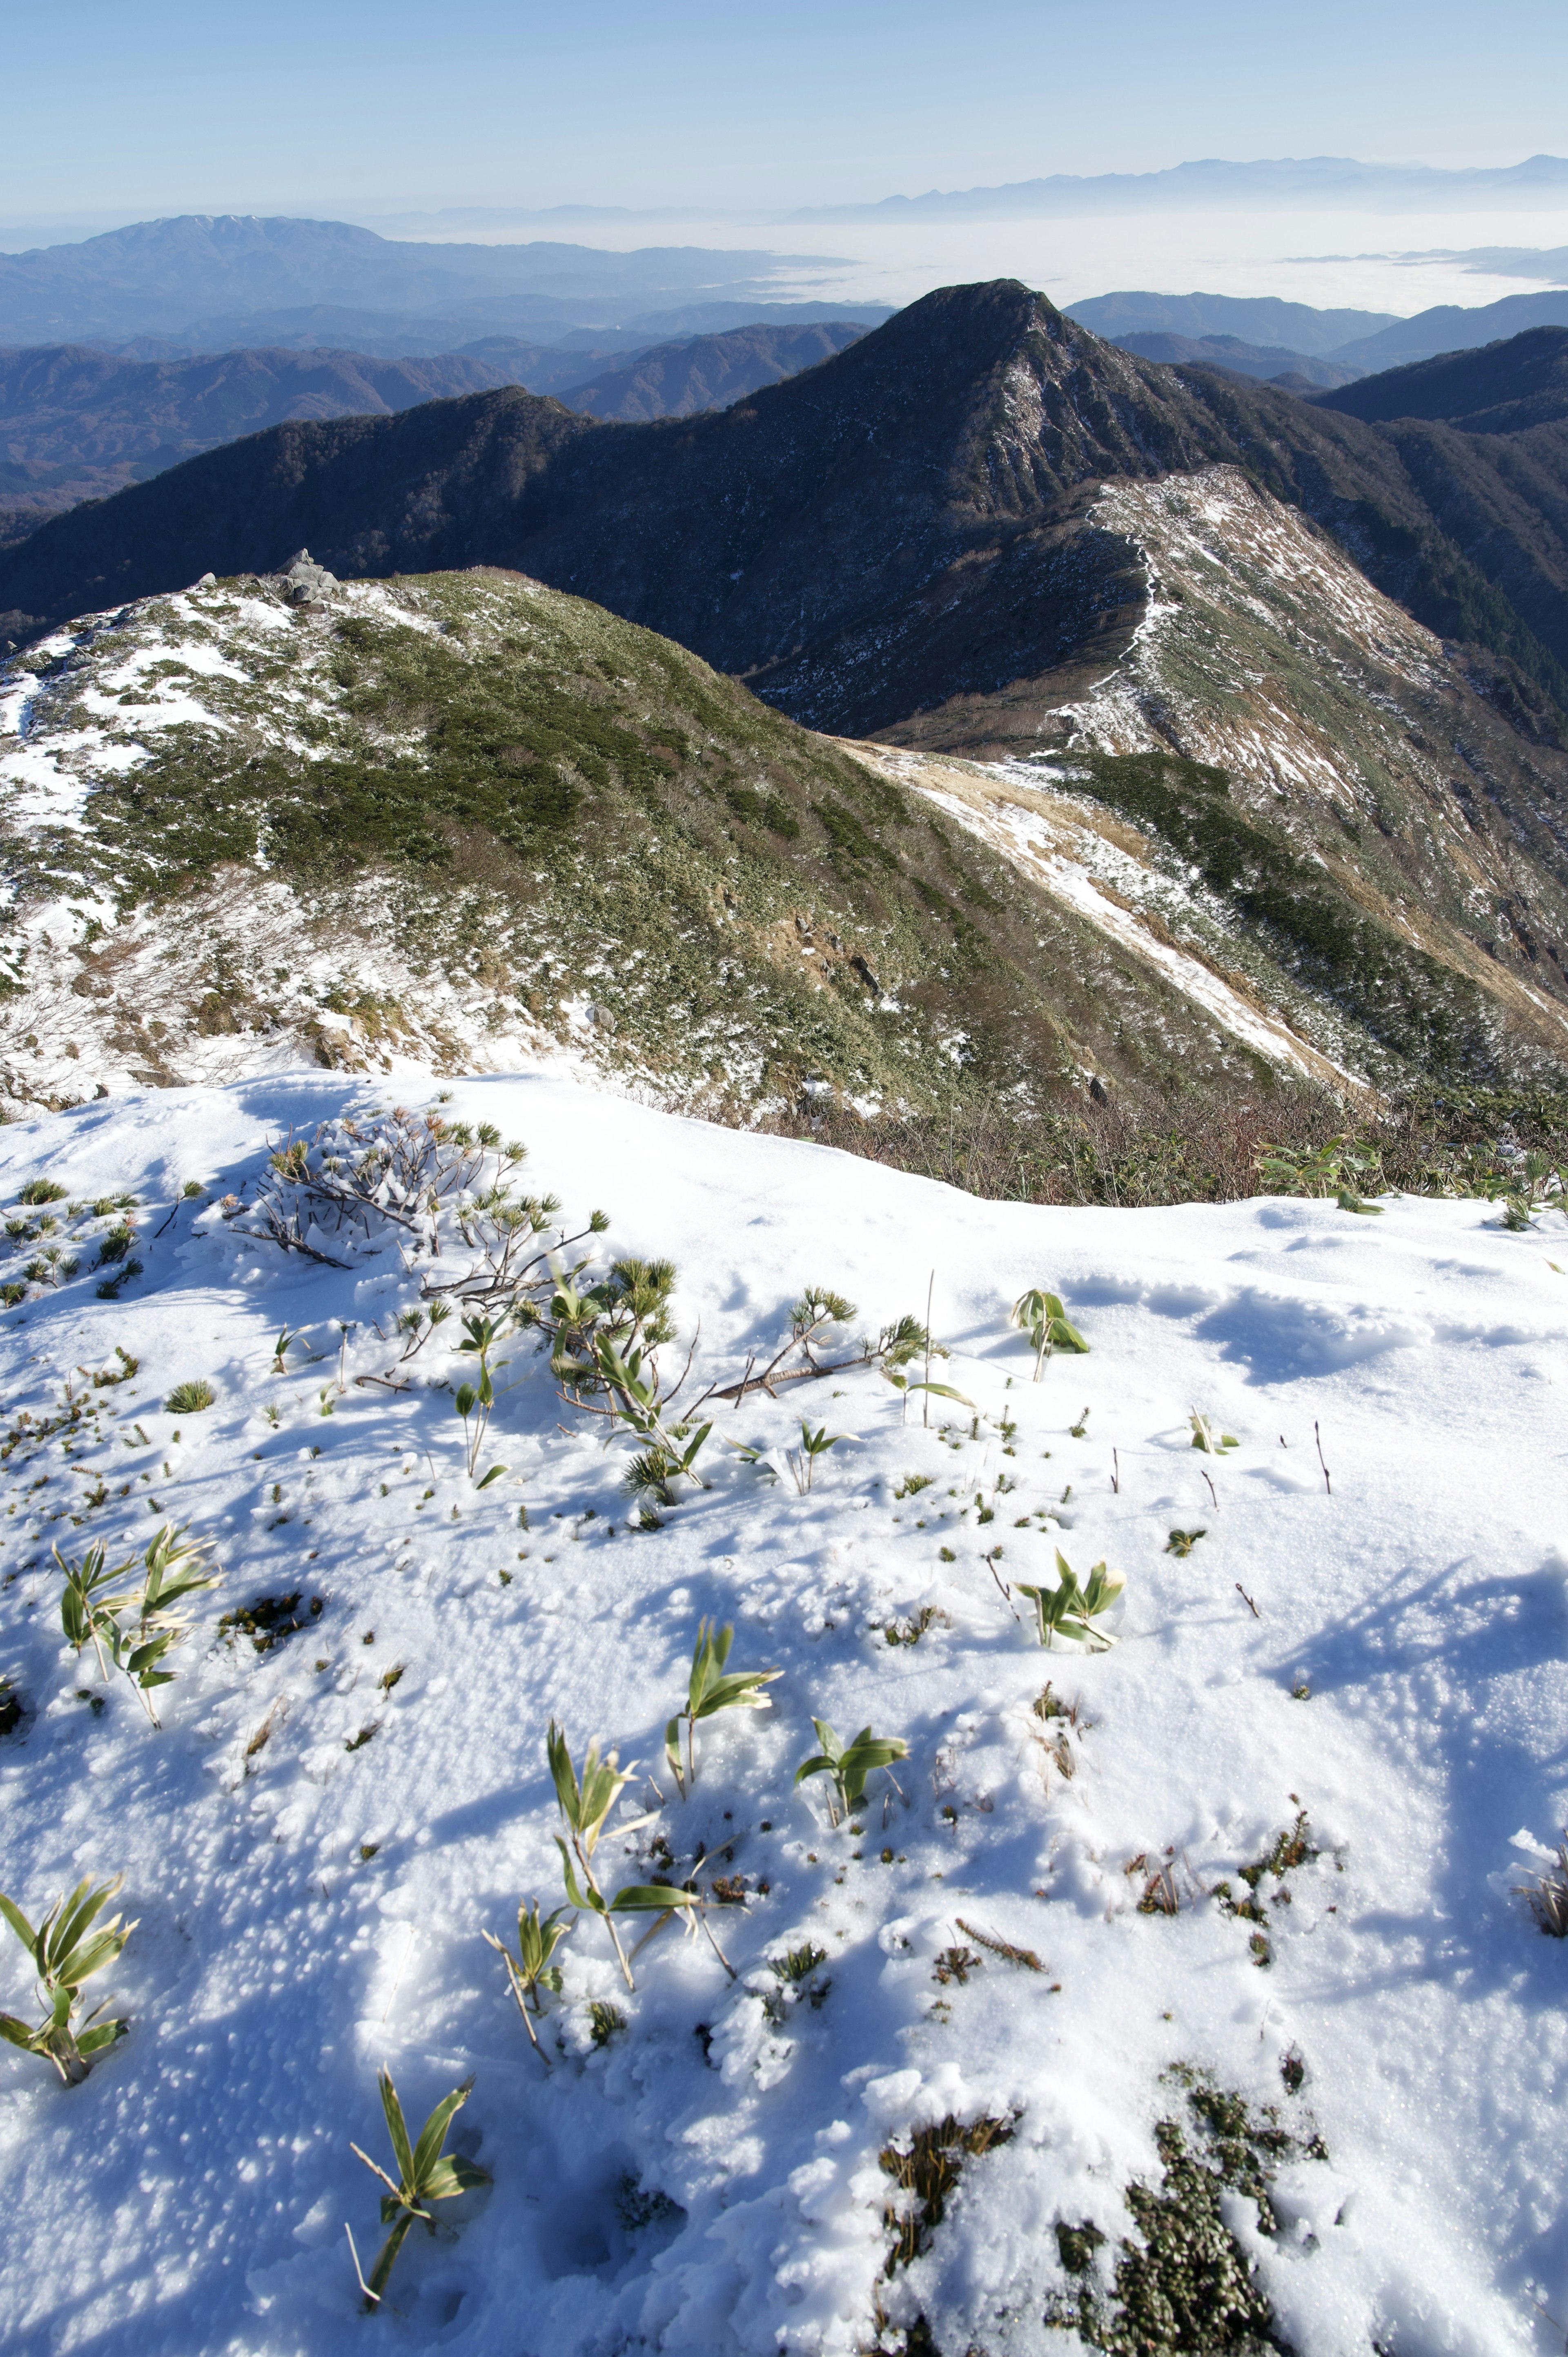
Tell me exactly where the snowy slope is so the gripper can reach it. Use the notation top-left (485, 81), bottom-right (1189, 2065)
top-left (0, 1069), bottom-right (1564, 2357)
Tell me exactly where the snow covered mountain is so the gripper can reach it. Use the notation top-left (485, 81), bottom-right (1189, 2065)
top-left (0, 1068), bottom-right (1561, 2355)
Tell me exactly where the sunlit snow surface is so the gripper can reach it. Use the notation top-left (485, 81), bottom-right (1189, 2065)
top-left (0, 1073), bottom-right (1564, 2357)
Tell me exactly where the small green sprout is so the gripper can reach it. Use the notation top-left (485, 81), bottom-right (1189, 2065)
top-left (1016, 1552), bottom-right (1125, 1650)
top-left (548, 1723), bottom-right (696, 1987)
top-left (884, 1369), bottom-right (974, 1425)
top-left (454, 1314), bottom-right (509, 1481)
top-left (786, 1421), bottom-right (847, 1494)
top-left (1189, 1411), bottom-right (1238, 1454)
top-left (165, 1380), bottom-right (215, 1414)
top-left (0, 1874), bottom-right (135, 2083)
top-left (483, 1900), bottom-right (572, 2058)
top-left (795, 1719), bottom-right (909, 1826)
top-left (665, 1619), bottom-right (780, 1797)
top-left (348, 2068), bottom-right (490, 2308)
top-left (1165, 1528), bottom-right (1207, 1557)
top-left (1009, 1288), bottom-right (1089, 1380)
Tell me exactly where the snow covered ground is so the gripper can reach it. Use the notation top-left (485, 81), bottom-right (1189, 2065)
top-left (0, 1067), bottom-right (1564, 2357)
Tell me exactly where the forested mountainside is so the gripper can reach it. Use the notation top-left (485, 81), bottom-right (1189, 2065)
top-left (0, 324), bottom-right (871, 546)
top-left (5, 283), bottom-right (1568, 744)
top-left (1314, 324), bottom-right (1568, 432)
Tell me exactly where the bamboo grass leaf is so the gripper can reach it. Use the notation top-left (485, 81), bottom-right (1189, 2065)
top-left (410, 2080), bottom-right (473, 2184)
top-left (379, 2068), bottom-right (416, 2185)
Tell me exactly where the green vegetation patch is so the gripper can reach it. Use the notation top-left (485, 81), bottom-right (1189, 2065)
top-left (1054, 2068), bottom-right (1314, 2355)
top-left (1067, 750), bottom-right (1501, 1076)
top-left (5, 571), bottom-right (1285, 1120)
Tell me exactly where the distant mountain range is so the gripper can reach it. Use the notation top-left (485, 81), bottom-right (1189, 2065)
top-left (1066, 292), bottom-right (1399, 357)
top-left (1105, 333), bottom-right (1361, 390)
top-left (786, 154), bottom-right (1568, 219)
top-left (1073, 286), bottom-right (1568, 391)
top-left (10, 279), bottom-right (1568, 1111)
top-left (0, 214), bottom-right (889, 352)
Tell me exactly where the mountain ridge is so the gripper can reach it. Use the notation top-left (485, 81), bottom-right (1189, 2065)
top-left (7, 281), bottom-right (1568, 746)
top-left (1313, 325), bottom-right (1568, 432)
top-left (7, 546), bottom-right (1568, 1129)
top-left (0, 323), bottom-right (871, 541)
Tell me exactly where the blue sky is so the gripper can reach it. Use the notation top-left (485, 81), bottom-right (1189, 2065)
top-left (2, 0), bottom-right (1562, 224)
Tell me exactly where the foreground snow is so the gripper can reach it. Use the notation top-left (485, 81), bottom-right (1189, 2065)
top-left (0, 1070), bottom-right (1564, 2357)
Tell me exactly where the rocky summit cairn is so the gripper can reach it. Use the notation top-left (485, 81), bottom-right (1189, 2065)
top-left (272, 549), bottom-right (339, 606)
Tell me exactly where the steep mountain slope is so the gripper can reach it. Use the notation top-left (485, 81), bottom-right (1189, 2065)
top-left (0, 343), bottom-right (539, 533)
top-left (4, 562), bottom-right (1351, 1123)
top-left (874, 467), bottom-right (1568, 1079)
top-left (5, 552), bottom-right (1567, 1126)
top-left (1315, 325), bottom-right (1568, 431)
top-left (8, 281), bottom-right (1568, 737)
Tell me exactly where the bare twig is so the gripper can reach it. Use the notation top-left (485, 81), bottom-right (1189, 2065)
top-left (1315, 1422), bottom-right (1331, 1495)
top-left (983, 1546), bottom-right (1017, 1617)
top-left (1235, 1582), bottom-right (1260, 1619)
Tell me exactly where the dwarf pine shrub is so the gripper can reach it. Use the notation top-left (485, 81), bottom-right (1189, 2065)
top-left (165, 1379), bottom-right (216, 1414)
